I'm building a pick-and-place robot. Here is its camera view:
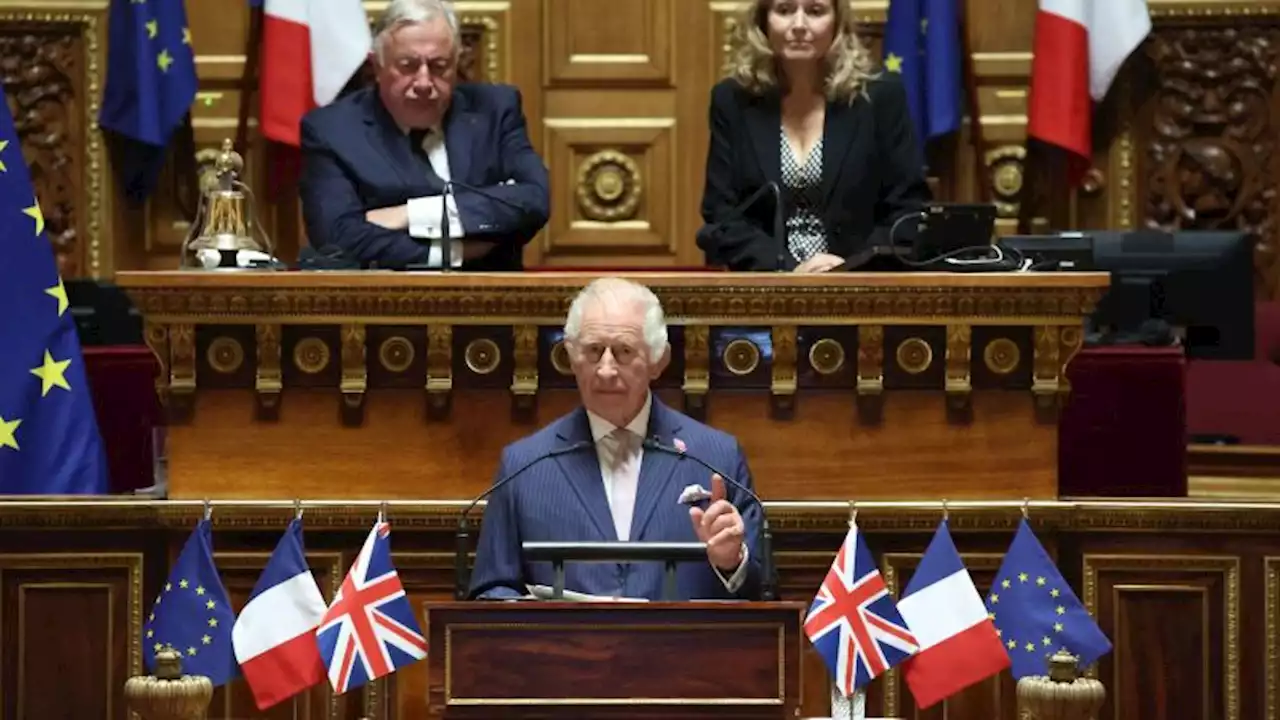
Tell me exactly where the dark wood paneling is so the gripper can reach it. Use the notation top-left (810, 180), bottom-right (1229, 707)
top-left (0, 554), bottom-right (141, 720)
top-left (4, 504), bottom-right (1280, 719)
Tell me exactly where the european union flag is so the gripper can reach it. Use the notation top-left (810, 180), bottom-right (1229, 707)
top-left (986, 519), bottom-right (1112, 678)
top-left (144, 519), bottom-right (238, 686)
top-left (883, 0), bottom-right (962, 144)
top-left (0, 87), bottom-right (108, 494)
top-left (98, 0), bottom-right (197, 200)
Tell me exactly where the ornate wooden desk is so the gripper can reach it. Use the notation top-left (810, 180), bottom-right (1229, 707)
top-left (115, 271), bottom-right (1108, 500)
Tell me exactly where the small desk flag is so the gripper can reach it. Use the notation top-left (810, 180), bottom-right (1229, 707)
top-left (883, 0), bottom-right (963, 143)
top-left (99, 0), bottom-right (198, 199)
top-left (143, 519), bottom-right (238, 686)
top-left (986, 518), bottom-right (1112, 678)
top-left (804, 521), bottom-right (918, 697)
top-left (232, 518), bottom-right (327, 710)
top-left (0, 85), bottom-right (108, 493)
top-left (898, 520), bottom-right (1009, 708)
top-left (317, 521), bottom-right (427, 693)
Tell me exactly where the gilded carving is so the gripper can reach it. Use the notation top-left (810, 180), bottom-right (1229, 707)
top-left (1145, 25), bottom-right (1280, 297)
top-left (169, 323), bottom-right (195, 420)
top-left (856, 324), bottom-right (885, 422)
top-left (770, 326), bottom-right (798, 416)
top-left (143, 322), bottom-right (170, 406)
top-left (576, 150), bottom-right (642, 222)
top-left (0, 12), bottom-right (104, 278)
top-left (808, 337), bottom-right (845, 375)
top-left (984, 145), bottom-right (1026, 219)
top-left (510, 324), bottom-right (538, 418)
top-left (550, 340), bottom-right (572, 376)
top-left (463, 337), bottom-right (500, 375)
top-left (722, 338), bottom-right (760, 376)
top-left (339, 324), bottom-right (367, 417)
top-left (945, 324), bottom-right (972, 417)
top-left (894, 337), bottom-right (933, 375)
top-left (205, 336), bottom-right (244, 375)
top-left (121, 284), bottom-right (1105, 325)
top-left (293, 337), bottom-right (331, 375)
top-left (255, 323), bottom-right (281, 419)
top-left (379, 335), bottom-right (416, 374)
top-left (983, 337), bottom-right (1021, 375)
top-left (683, 325), bottom-right (710, 417)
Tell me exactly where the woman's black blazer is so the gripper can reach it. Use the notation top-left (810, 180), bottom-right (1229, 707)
top-left (697, 75), bottom-right (932, 271)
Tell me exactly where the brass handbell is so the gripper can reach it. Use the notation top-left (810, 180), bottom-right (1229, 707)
top-left (182, 139), bottom-right (274, 268)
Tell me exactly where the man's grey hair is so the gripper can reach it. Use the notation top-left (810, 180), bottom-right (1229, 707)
top-left (373, 0), bottom-right (460, 63)
top-left (563, 278), bottom-right (669, 362)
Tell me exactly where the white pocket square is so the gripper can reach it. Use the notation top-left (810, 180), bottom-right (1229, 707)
top-left (678, 483), bottom-right (711, 505)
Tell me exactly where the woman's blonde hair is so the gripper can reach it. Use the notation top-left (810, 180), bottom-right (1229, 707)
top-left (724, 0), bottom-right (878, 104)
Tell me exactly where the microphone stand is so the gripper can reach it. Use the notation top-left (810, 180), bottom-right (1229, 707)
top-left (440, 181), bottom-right (454, 272)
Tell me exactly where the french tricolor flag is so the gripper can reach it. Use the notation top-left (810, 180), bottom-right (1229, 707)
top-left (1027, 0), bottom-right (1150, 173)
top-left (898, 521), bottom-right (1010, 709)
top-left (261, 0), bottom-right (371, 145)
top-left (231, 518), bottom-right (328, 710)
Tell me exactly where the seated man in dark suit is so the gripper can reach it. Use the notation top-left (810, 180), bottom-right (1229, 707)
top-left (299, 0), bottom-right (549, 269)
top-left (468, 278), bottom-right (764, 601)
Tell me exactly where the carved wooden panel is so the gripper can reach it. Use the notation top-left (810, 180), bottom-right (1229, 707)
top-left (545, 0), bottom-right (672, 85)
top-left (541, 118), bottom-right (676, 264)
top-left (205, 549), bottom-right (345, 720)
top-left (0, 13), bottom-right (105, 279)
top-left (1084, 554), bottom-right (1240, 720)
top-left (0, 553), bottom-right (142, 720)
top-left (1141, 22), bottom-right (1280, 299)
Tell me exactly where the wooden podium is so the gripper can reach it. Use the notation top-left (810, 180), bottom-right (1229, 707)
top-left (425, 601), bottom-right (806, 719)
top-left (114, 271), bottom-right (1108, 502)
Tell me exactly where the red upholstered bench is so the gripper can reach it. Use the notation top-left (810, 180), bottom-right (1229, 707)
top-left (1186, 301), bottom-right (1280, 445)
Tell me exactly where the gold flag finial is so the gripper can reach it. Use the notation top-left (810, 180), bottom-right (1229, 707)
top-left (1016, 650), bottom-right (1106, 719)
top-left (123, 647), bottom-right (214, 720)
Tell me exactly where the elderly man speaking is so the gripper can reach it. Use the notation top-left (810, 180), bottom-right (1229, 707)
top-left (467, 278), bottom-right (765, 601)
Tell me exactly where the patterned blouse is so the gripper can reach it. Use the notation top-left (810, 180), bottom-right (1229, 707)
top-left (780, 128), bottom-right (828, 263)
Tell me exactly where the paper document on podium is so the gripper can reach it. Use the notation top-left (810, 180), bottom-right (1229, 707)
top-left (525, 584), bottom-right (651, 602)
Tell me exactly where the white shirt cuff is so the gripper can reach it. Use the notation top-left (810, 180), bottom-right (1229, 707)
top-left (712, 542), bottom-right (749, 593)
top-left (407, 194), bottom-right (465, 240)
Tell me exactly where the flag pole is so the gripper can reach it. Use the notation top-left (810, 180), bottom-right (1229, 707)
top-left (957, 0), bottom-right (988, 204)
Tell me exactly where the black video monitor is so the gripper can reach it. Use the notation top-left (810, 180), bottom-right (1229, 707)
top-left (1089, 229), bottom-right (1255, 360)
top-left (997, 233), bottom-right (1096, 271)
top-left (65, 279), bottom-right (144, 346)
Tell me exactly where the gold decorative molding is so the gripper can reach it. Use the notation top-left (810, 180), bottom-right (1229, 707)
top-left (340, 324), bottom-right (367, 424)
top-left (683, 324), bottom-right (710, 418)
top-left (205, 336), bottom-right (244, 375)
top-left (808, 337), bottom-right (845, 376)
top-left (1148, 1), bottom-right (1280, 18)
top-left (770, 325), bottom-right (797, 418)
top-left (426, 325), bottom-right (452, 419)
top-left (575, 150), bottom-right (642, 222)
top-left (8, 498), bottom-right (1280, 531)
top-left (255, 323), bottom-right (282, 419)
top-left (510, 324), bottom-right (538, 420)
top-left (722, 337), bottom-right (760, 376)
top-left (117, 272), bottom-right (1107, 325)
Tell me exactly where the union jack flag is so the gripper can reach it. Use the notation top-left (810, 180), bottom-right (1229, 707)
top-left (804, 522), bottom-right (918, 697)
top-left (317, 521), bottom-right (427, 693)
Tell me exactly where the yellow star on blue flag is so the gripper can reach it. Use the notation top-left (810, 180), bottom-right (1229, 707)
top-left (0, 85), bottom-right (107, 493)
top-left (143, 519), bottom-right (238, 686)
top-left (99, 0), bottom-right (197, 200)
top-left (986, 519), bottom-right (1112, 678)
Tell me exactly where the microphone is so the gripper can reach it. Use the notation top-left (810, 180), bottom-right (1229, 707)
top-left (440, 180), bottom-right (454, 272)
top-left (640, 436), bottom-right (778, 602)
top-left (696, 181), bottom-right (786, 271)
top-left (446, 179), bottom-right (532, 215)
top-left (455, 439), bottom-right (596, 600)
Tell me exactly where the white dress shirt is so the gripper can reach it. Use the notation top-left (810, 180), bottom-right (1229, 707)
top-left (404, 128), bottom-right (466, 268)
top-left (584, 393), bottom-right (749, 593)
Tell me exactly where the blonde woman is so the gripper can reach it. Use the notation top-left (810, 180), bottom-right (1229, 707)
top-left (697, 0), bottom-right (931, 272)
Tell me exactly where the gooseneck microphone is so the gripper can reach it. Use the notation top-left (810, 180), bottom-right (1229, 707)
top-left (440, 180), bottom-right (454, 271)
top-left (454, 439), bottom-right (596, 600)
top-left (696, 181), bottom-right (785, 272)
top-left (641, 437), bottom-right (778, 602)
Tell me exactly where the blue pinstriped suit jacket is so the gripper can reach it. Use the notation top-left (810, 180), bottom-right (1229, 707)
top-left (467, 398), bottom-right (763, 601)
